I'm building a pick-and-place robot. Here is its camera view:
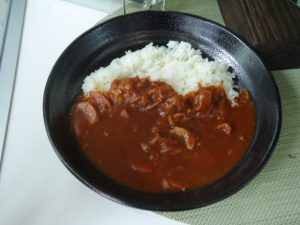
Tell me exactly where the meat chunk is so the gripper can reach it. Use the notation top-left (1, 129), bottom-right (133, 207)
top-left (135, 78), bottom-right (150, 89)
top-left (124, 90), bottom-right (141, 105)
top-left (125, 84), bottom-right (178, 112)
top-left (90, 92), bottom-right (112, 113)
top-left (167, 112), bottom-right (190, 127)
top-left (110, 77), bottom-right (140, 105)
top-left (139, 95), bottom-right (150, 107)
top-left (158, 96), bottom-right (185, 116)
top-left (216, 123), bottom-right (232, 135)
top-left (168, 115), bottom-right (176, 128)
top-left (193, 89), bottom-right (212, 111)
top-left (170, 127), bottom-right (196, 150)
top-left (75, 102), bottom-right (98, 125)
top-left (148, 133), bottom-right (184, 155)
top-left (142, 101), bottom-right (160, 111)
top-left (148, 85), bottom-right (176, 103)
top-left (120, 109), bottom-right (130, 119)
top-left (128, 93), bottom-right (155, 111)
top-left (160, 141), bottom-right (185, 155)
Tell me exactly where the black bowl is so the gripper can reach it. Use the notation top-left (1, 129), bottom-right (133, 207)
top-left (43, 11), bottom-right (281, 211)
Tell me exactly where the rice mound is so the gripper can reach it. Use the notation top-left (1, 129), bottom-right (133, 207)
top-left (82, 41), bottom-right (238, 102)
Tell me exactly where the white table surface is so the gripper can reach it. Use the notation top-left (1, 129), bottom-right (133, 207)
top-left (0, 0), bottom-right (185, 224)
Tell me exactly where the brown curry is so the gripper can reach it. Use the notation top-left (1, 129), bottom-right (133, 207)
top-left (71, 77), bottom-right (256, 192)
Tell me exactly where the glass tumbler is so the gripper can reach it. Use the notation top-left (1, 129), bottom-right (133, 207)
top-left (123, 0), bottom-right (165, 14)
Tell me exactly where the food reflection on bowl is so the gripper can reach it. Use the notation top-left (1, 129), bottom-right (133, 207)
top-left (71, 41), bottom-right (256, 193)
top-left (43, 11), bottom-right (281, 211)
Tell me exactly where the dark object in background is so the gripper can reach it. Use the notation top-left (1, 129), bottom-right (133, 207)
top-left (43, 11), bottom-right (281, 211)
top-left (218, 0), bottom-right (300, 70)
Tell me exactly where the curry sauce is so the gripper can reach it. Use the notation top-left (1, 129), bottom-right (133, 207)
top-left (71, 77), bottom-right (256, 192)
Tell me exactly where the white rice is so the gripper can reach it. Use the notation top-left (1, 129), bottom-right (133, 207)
top-left (82, 41), bottom-right (238, 102)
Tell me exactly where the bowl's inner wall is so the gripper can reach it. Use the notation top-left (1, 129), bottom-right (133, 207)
top-left (44, 12), bottom-right (280, 210)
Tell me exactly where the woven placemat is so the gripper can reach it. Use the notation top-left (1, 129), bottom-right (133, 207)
top-left (102, 1), bottom-right (300, 224)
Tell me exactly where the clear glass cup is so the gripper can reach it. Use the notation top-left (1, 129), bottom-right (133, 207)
top-left (123, 0), bottom-right (165, 14)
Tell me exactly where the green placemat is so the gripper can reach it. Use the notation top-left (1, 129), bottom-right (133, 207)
top-left (102, 1), bottom-right (300, 224)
